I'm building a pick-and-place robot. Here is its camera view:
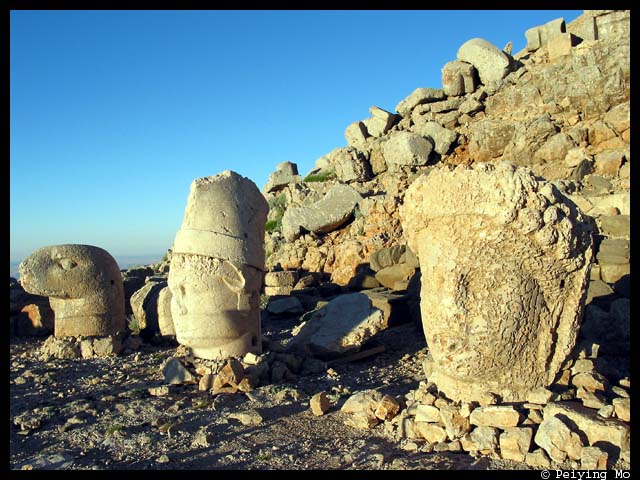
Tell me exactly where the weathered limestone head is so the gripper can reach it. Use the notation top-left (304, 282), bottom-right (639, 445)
top-left (400, 162), bottom-right (593, 402)
top-left (18, 244), bottom-right (125, 337)
top-left (168, 170), bottom-right (269, 360)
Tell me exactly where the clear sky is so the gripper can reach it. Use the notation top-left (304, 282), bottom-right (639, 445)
top-left (10, 9), bottom-right (582, 263)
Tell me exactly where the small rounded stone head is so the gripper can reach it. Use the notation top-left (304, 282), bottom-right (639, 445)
top-left (400, 162), bottom-right (593, 402)
top-left (18, 244), bottom-right (125, 337)
top-left (168, 170), bottom-right (269, 360)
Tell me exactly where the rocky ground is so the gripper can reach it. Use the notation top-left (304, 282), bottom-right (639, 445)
top-left (11, 316), bottom-right (531, 471)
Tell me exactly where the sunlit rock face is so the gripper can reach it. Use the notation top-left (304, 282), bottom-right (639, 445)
top-left (400, 162), bottom-right (593, 402)
top-left (19, 244), bottom-right (125, 337)
top-left (168, 170), bottom-right (268, 360)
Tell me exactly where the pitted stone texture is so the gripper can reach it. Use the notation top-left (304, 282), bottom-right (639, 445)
top-left (264, 161), bottom-right (302, 193)
top-left (169, 171), bottom-right (268, 361)
top-left (457, 38), bottom-right (512, 86)
top-left (172, 170), bottom-right (269, 271)
top-left (400, 162), bottom-right (593, 402)
top-left (19, 244), bottom-right (125, 337)
top-left (395, 88), bottom-right (445, 117)
top-left (441, 60), bottom-right (477, 97)
top-left (281, 184), bottom-right (362, 242)
top-left (382, 131), bottom-right (433, 168)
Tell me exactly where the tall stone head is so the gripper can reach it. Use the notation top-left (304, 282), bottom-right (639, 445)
top-left (400, 162), bottom-right (593, 402)
top-left (18, 244), bottom-right (125, 337)
top-left (168, 170), bottom-right (269, 360)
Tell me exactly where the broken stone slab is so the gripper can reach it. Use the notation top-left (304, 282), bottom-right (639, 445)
top-left (162, 357), bottom-right (196, 385)
top-left (543, 401), bottom-right (630, 457)
top-left (340, 389), bottom-right (383, 429)
top-left (534, 415), bottom-right (584, 463)
top-left (19, 244), bottom-right (126, 337)
top-left (168, 170), bottom-right (268, 360)
top-left (400, 162), bottom-right (594, 403)
top-left (599, 215), bottom-right (630, 239)
top-left (458, 97), bottom-right (484, 115)
top-left (469, 406), bottom-right (521, 429)
top-left (395, 88), bottom-right (445, 117)
top-left (310, 392), bottom-right (331, 416)
top-left (525, 17), bottom-right (566, 51)
top-left (460, 426), bottom-right (499, 455)
top-left (287, 293), bottom-right (385, 359)
top-left (412, 121), bottom-right (458, 156)
top-left (499, 427), bottom-right (533, 462)
top-left (264, 271), bottom-right (300, 287)
top-left (281, 184), bottom-right (362, 242)
top-left (266, 296), bottom-right (304, 316)
top-left (382, 131), bottom-right (433, 168)
top-left (547, 32), bottom-right (580, 61)
top-left (414, 404), bottom-right (440, 423)
top-left (331, 148), bottom-right (371, 183)
top-left (581, 446), bottom-right (609, 470)
top-left (441, 60), bottom-right (477, 97)
top-left (264, 161), bottom-right (302, 193)
top-left (571, 371), bottom-right (608, 392)
top-left (457, 38), bottom-right (512, 86)
top-left (130, 280), bottom-right (166, 334)
top-left (415, 423), bottom-right (448, 444)
top-left (344, 121), bottom-right (369, 149)
top-left (362, 106), bottom-right (396, 138)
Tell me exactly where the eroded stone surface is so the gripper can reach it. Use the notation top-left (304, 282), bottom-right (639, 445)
top-left (168, 170), bottom-right (268, 360)
top-left (400, 162), bottom-right (593, 402)
top-left (19, 244), bottom-right (125, 337)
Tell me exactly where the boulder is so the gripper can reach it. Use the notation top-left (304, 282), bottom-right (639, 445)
top-left (281, 184), bottom-right (362, 242)
top-left (412, 121), bottom-right (458, 155)
top-left (130, 280), bottom-right (166, 334)
top-left (382, 131), bottom-right (433, 168)
top-left (395, 88), bottom-right (445, 117)
top-left (362, 106), bottom-right (396, 138)
top-left (457, 38), bottom-right (512, 85)
top-left (345, 121), bottom-right (369, 148)
top-left (525, 17), bottom-right (566, 51)
top-left (264, 161), bottom-right (302, 193)
top-left (287, 293), bottom-right (385, 359)
top-left (441, 60), bottom-right (477, 97)
top-left (534, 415), bottom-right (584, 463)
top-left (499, 427), bottom-right (533, 462)
top-left (460, 426), bottom-right (499, 454)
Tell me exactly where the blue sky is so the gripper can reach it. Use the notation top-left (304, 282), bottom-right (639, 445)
top-left (10, 9), bottom-right (582, 263)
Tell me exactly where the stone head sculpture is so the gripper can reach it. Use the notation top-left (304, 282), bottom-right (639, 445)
top-left (168, 170), bottom-right (269, 360)
top-left (400, 162), bottom-right (593, 402)
top-left (18, 244), bottom-right (125, 337)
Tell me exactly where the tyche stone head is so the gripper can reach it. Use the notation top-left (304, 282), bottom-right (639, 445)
top-left (18, 244), bottom-right (125, 337)
top-left (168, 170), bottom-right (269, 360)
top-left (400, 162), bottom-right (593, 402)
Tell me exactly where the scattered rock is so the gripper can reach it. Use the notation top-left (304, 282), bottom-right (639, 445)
top-left (310, 392), bottom-right (331, 416)
top-left (228, 409), bottom-right (263, 426)
top-left (162, 358), bottom-right (196, 385)
top-left (469, 406), bottom-right (521, 429)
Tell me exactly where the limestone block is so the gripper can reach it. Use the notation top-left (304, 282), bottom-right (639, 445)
top-left (130, 280), bottom-right (166, 333)
top-left (264, 271), bottom-right (300, 287)
top-left (363, 106), bottom-right (396, 137)
top-left (581, 446), bottom-right (608, 470)
top-left (400, 162), bottom-right (593, 402)
top-left (19, 244), bottom-right (126, 337)
top-left (469, 406), bottom-right (521, 428)
top-left (525, 18), bottom-right (566, 51)
top-left (374, 264), bottom-right (416, 290)
top-left (331, 148), bottom-right (371, 183)
top-left (415, 423), bottom-right (448, 443)
top-left (169, 171), bottom-right (268, 360)
top-left (499, 427), bottom-right (533, 462)
top-left (382, 131), bottom-right (433, 168)
top-left (368, 245), bottom-right (406, 272)
top-left (395, 88), bottom-right (445, 116)
top-left (264, 161), bottom-right (302, 193)
top-left (281, 184), bottom-right (362, 242)
top-left (535, 415), bottom-right (584, 462)
top-left (460, 426), bottom-right (498, 454)
top-left (457, 38), bottom-right (512, 85)
top-left (345, 121), bottom-right (369, 148)
top-left (547, 33), bottom-right (579, 62)
top-left (441, 60), bottom-right (476, 97)
top-left (287, 293), bottom-right (385, 359)
top-left (412, 121), bottom-right (458, 156)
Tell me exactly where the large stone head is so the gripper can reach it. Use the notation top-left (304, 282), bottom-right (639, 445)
top-left (18, 244), bottom-right (125, 337)
top-left (168, 170), bottom-right (269, 360)
top-left (400, 162), bottom-right (593, 402)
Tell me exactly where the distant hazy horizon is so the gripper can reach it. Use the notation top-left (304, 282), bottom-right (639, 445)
top-left (10, 253), bottom-right (164, 279)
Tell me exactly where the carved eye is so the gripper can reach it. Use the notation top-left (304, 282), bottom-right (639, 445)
top-left (59, 258), bottom-right (78, 270)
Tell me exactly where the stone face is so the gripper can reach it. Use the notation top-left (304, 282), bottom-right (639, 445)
top-left (400, 162), bottom-right (593, 402)
top-left (281, 184), bottom-right (362, 242)
top-left (412, 121), bottom-right (458, 155)
top-left (499, 427), bottom-right (533, 462)
top-left (395, 88), bottom-right (445, 116)
top-left (168, 171), bottom-right (268, 360)
top-left (288, 293), bottom-right (385, 358)
top-left (382, 131), bottom-right (433, 168)
top-left (534, 415), bottom-right (584, 463)
top-left (441, 60), bottom-right (477, 97)
top-left (19, 244), bottom-right (126, 337)
top-left (457, 38), bottom-right (512, 85)
top-left (469, 406), bottom-right (521, 429)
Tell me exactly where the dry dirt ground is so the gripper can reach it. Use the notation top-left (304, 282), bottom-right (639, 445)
top-left (10, 317), bottom-right (533, 471)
